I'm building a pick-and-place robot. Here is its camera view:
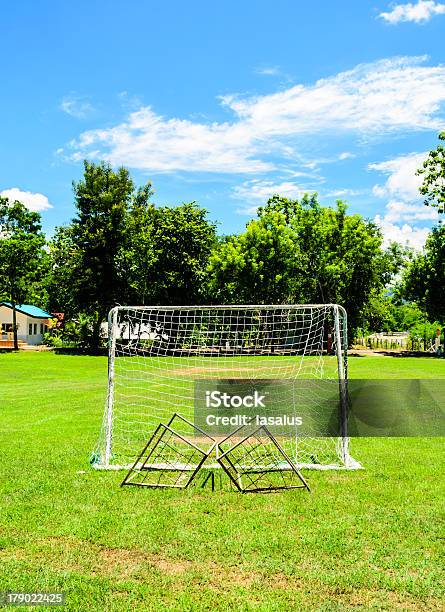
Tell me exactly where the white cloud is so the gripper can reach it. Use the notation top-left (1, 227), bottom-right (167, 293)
top-left (255, 66), bottom-right (281, 76)
top-left (0, 188), bottom-right (53, 212)
top-left (370, 151), bottom-right (438, 249)
top-left (66, 56), bottom-right (445, 175)
top-left (233, 179), bottom-right (308, 201)
top-left (236, 204), bottom-right (262, 216)
top-left (339, 152), bottom-right (355, 160)
top-left (69, 107), bottom-right (271, 173)
top-left (221, 56), bottom-right (445, 134)
top-left (232, 179), bottom-right (313, 214)
top-left (60, 95), bottom-right (94, 119)
top-left (381, 199), bottom-right (437, 221)
top-left (370, 151), bottom-right (426, 201)
top-left (301, 152), bottom-right (356, 170)
top-left (324, 188), bottom-right (364, 198)
top-left (379, 1), bottom-right (445, 24)
top-left (374, 214), bottom-right (430, 249)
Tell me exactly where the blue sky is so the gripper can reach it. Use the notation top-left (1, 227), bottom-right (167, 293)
top-left (1, 1), bottom-right (445, 248)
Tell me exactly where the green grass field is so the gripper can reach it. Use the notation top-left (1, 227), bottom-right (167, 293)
top-left (0, 352), bottom-right (444, 610)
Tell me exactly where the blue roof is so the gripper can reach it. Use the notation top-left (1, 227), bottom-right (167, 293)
top-left (0, 302), bottom-right (52, 318)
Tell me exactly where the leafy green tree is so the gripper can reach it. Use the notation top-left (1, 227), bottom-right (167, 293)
top-left (360, 293), bottom-right (396, 333)
top-left (417, 131), bottom-right (445, 213)
top-left (277, 195), bottom-right (400, 332)
top-left (48, 161), bottom-right (153, 349)
top-left (119, 194), bottom-right (216, 305)
top-left (49, 165), bottom-right (216, 348)
top-left (144, 202), bottom-right (217, 305)
top-left (117, 185), bottom-right (156, 305)
top-left (0, 198), bottom-right (47, 349)
top-left (210, 194), bottom-right (398, 335)
top-left (359, 294), bottom-right (432, 335)
top-left (401, 225), bottom-right (445, 323)
top-left (47, 224), bottom-right (81, 317)
top-left (117, 200), bottom-right (216, 352)
top-left (208, 207), bottom-right (302, 303)
top-left (391, 302), bottom-right (426, 331)
top-left (71, 161), bottom-right (136, 347)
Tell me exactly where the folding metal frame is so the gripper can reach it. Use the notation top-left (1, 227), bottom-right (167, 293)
top-left (216, 424), bottom-right (310, 493)
top-left (121, 413), bottom-right (216, 489)
top-left (121, 414), bottom-right (310, 493)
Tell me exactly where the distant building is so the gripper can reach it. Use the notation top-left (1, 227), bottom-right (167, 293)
top-left (0, 302), bottom-right (52, 346)
top-left (100, 320), bottom-right (168, 342)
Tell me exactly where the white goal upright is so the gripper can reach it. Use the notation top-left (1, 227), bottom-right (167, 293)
top-left (92, 304), bottom-right (361, 470)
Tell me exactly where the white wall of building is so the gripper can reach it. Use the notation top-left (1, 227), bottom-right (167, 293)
top-left (0, 306), bottom-right (50, 345)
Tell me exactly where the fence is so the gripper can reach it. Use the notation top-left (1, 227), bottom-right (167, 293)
top-left (353, 335), bottom-right (439, 352)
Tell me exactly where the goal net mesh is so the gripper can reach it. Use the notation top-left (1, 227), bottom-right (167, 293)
top-left (92, 304), bottom-right (361, 470)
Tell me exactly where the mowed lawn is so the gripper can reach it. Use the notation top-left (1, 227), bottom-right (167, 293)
top-left (0, 353), bottom-right (444, 611)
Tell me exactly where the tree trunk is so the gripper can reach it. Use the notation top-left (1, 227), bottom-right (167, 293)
top-left (90, 316), bottom-right (103, 352)
top-left (12, 302), bottom-right (18, 350)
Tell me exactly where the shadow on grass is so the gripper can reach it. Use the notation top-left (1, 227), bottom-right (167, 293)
top-left (0, 346), bottom-right (107, 356)
top-left (53, 347), bottom-right (108, 357)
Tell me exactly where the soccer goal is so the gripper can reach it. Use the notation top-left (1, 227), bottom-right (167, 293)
top-left (92, 304), bottom-right (361, 471)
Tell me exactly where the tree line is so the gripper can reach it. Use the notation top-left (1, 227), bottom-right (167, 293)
top-left (1, 132), bottom-right (445, 349)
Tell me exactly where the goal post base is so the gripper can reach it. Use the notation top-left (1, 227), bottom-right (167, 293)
top-left (91, 457), bottom-right (364, 471)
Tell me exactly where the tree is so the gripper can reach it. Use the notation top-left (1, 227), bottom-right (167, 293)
top-left (118, 194), bottom-right (216, 305)
top-left (116, 200), bottom-right (217, 353)
top-left (417, 131), bottom-right (445, 213)
top-left (48, 161), bottom-right (152, 349)
top-left (138, 202), bottom-right (217, 305)
top-left (48, 164), bottom-right (217, 347)
top-left (72, 161), bottom-right (137, 347)
top-left (117, 185), bottom-right (156, 305)
top-left (0, 198), bottom-right (47, 349)
top-left (360, 293), bottom-right (396, 333)
top-left (208, 208), bottom-right (302, 303)
top-left (46, 224), bottom-right (82, 317)
top-left (401, 225), bottom-right (445, 323)
top-left (209, 194), bottom-right (398, 335)
top-left (359, 294), bottom-right (431, 335)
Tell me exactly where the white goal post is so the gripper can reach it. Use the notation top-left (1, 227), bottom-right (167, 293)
top-left (92, 304), bottom-right (362, 470)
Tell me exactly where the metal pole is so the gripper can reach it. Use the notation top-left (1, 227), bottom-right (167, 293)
top-left (334, 305), bottom-right (349, 465)
top-left (104, 307), bottom-right (118, 467)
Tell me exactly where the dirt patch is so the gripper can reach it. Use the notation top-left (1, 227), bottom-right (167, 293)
top-left (198, 560), bottom-right (261, 588)
top-left (0, 536), bottom-right (193, 579)
top-left (0, 536), bottom-right (270, 588)
top-left (169, 364), bottom-right (297, 377)
top-left (44, 536), bottom-right (194, 578)
top-left (346, 588), bottom-right (444, 611)
top-left (97, 547), bottom-right (192, 576)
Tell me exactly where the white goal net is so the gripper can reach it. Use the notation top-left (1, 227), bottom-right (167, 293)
top-left (92, 304), bottom-right (361, 470)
